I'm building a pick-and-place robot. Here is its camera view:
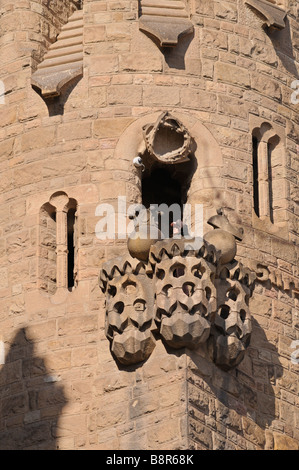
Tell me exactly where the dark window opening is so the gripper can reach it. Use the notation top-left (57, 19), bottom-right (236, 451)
top-left (67, 207), bottom-right (76, 290)
top-left (240, 309), bottom-right (246, 323)
top-left (142, 167), bottom-right (182, 208)
top-left (252, 136), bottom-right (259, 217)
top-left (142, 162), bottom-right (194, 237)
top-left (267, 135), bottom-right (279, 224)
top-left (267, 141), bottom-right (274, 224)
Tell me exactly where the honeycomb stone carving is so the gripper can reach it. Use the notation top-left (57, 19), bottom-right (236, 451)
top-left (208, 261), bottom-right (256, 371)
top-left (99, 255), bottom-right (156, 365)
top-left (99, 217), bottom-right (256, 370)
top-left (149, 238), bottom-right (218, 349)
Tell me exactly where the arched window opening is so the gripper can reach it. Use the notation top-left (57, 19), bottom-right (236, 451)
top-left (252, 135), bottom-right (259, 218)
top-left (252, 124), bottom-right (280, 224)
top-left (67, 200), bottom-right (78, 291)
top-left (267, 141), bottom-right (274, 224)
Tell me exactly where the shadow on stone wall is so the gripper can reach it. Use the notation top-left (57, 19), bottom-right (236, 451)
top-left (163, 33), bottom-right (195, 70)
top-left (187, 317), bottom-right (284, 449)
top-left (38, 76), bottom-right (83, 117)
top-left (268, 17), bottom-right (299, 78)
top-left (0, 328), bottom-right (67, 450)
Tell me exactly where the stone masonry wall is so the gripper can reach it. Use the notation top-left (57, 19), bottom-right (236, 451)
top-left (0, 0), bottom-right (298, 450)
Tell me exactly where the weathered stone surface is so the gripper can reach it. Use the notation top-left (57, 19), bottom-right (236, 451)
top-left (0, 0), bottom-right (298, 453)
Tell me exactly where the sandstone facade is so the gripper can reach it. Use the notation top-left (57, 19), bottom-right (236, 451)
top-left (0, 0), bottom-right (298, 450)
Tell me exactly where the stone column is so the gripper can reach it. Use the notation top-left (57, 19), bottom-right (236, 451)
top-left (50, 193), bottom-right (70, 290)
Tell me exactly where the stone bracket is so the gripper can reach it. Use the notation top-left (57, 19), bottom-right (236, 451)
top-left (245, 0), bottom-right (287, 30)
top-left (31, 10), bottom-right (83, 98)
top-left (139, 0), bottom-right (193, 47)
top-left (31, 65), bottom-right (83, 99)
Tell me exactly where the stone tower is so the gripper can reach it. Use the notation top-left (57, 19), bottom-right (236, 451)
top-left (0, 0), bottom-right (298, 451)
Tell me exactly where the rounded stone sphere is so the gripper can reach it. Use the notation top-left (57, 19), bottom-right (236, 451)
top-left (127, 224), bottom-right (161, 261)
top-left (203, 229), bottom-right (236, 264)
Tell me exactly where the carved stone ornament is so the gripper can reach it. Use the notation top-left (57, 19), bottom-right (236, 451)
top-left (208, 263), bottom-right (255, 371)
top-left (99, 255), bottom-right (156, 365)
top-left (150, 238), bottom-right (219, 350)
top-left (203, 211), bottom-right (244, 265)
top-left (139, 0), bottom-right (194, 47)
top-left (127, 208), bottom-right (163, 261)
top-left (245, 0), bottom-right (287, 30)
top-left (99, 215), bottom-right (257, 369)
top-left (142, 112), bottom-right (192, 164)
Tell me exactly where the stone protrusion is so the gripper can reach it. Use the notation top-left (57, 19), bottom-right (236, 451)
top-left (31, 10), bottom-right (83, 98)
top-left (139, 0), bottom-right (194, 47)
top-left (245, 0), bottom-right (287, 30)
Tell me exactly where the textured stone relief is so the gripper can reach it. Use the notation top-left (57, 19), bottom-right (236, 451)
top-left (245, 0), bottom-right (287, 30)
top-left (208, 263), bottom-right (254, 371)
top-left (99, 256), bottom-right (156, 365)
top-left (141, 112), bottom-right (193, 165)
top-left (100, 215), bottom-right (257, 369)
top-left (151, 239), bottom-right (218, 349)
top-left (248, 260), bottom-right (299, 295)
top-left (139, 0), bottom-right (194, 47)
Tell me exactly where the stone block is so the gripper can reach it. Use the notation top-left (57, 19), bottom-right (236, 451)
top-left (181, 88), bottom-right (217, 111)
top-left (57, 122), bottom-right (92, 142)
top-left (20, 127), bottom-right (56, 152)
top-left (202, 30), bottom-right (228, 50)
top-left (215, 2), bottom-right (238, 22)
top-left (107, 85), bottom-right (143, 105)
top-left (119, 54), bottom-right (162, 73)
top-left (143, 86), bottom-right (180, 107)
top-left (96, 404), bottom-right (127, 429)
top-left (251, 73), bottom-right (282, 101)
top-left (273, 433), bottom-right (299, 450)
top-left (215, 62), bottom-right (250, 88)
top-left (129, 394), bottom-right (159, 419)
top-left (84, 25), bottom-right (106, 44)
top-left (93, 117), bottom-right (134, 138)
